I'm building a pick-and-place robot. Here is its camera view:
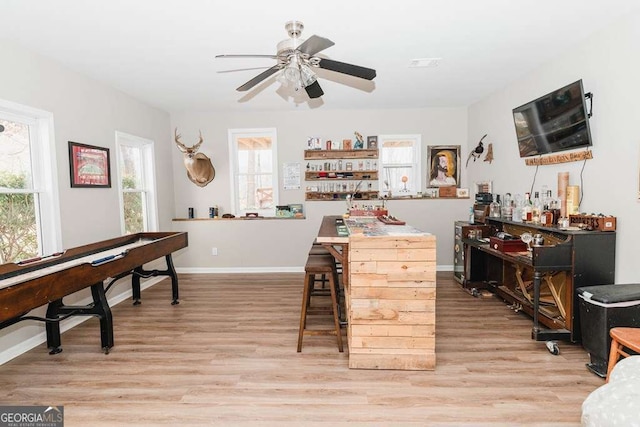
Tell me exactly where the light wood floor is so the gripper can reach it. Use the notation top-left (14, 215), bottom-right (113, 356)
top-left (0, 272), bottom-right (602, 426)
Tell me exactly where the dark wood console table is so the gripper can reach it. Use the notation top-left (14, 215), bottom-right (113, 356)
top-left (462, 218), bottom-right (615, 352)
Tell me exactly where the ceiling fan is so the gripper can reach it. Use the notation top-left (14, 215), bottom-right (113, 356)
top-left (216, 21), bottom-right (376, 99)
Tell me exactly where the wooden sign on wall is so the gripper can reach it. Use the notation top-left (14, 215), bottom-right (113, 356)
top-left (525, 150), bottom-right (592, 166)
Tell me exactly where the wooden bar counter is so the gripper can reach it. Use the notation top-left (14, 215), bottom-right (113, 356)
top-left (317, 216), bottom-right (437, 370)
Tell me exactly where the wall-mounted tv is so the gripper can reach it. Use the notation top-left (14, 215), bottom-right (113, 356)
top-left (512, 80), bottom-right (593, 158)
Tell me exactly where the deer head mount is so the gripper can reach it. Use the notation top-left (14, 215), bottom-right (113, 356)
top-left (174, 128), bottom-right (215, 187)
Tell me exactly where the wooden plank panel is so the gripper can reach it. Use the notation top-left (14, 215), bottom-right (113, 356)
top-left (350, 248), bottom-right (436, 262)
top-left (349, 353), bottom-right (436, 370)
top-left (350, 287), bottom-right (435, 300)
top-left (350, 309), bottom-right (435, 323)
top-left (350, 298), bottom-right (435, 312)
top-left (351, 336), bottom-right (435, 349)
top-left (350, 236), bottom-right (436, 250)
top-left (350, 324), bottom-right (435, 337)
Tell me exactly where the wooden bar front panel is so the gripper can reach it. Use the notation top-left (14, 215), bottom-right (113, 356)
top-left (348, 234), bottom-right (437, 370)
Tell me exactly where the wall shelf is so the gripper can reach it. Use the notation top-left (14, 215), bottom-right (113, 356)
top-left (304, 149), bottom-right (379, 201)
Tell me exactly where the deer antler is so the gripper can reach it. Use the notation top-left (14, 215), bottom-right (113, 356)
top-left (174, 128), bottom-right (188, 153)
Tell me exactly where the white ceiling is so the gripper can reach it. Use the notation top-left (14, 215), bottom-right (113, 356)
top-left (2, 0), bottom-right (639, 113)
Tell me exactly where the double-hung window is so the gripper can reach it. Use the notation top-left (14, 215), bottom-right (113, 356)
top-left (0, 100), bottom-right (60, 263)
top-left (228, 128), bottom-right (278, 217)
top-left (115, 132), bottom-right (158, 234)
top-left (378, 134), bottom-right (422, 197)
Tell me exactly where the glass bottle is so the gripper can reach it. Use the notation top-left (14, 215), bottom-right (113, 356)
top-left (502, 192), bottom-right (513, 220)
top-left (489, 194), bottom-right (501, 218)
top-left (523, 192), bottom-right (532, 222)
top-left (512, 194), bottom-right (523, 223)
top-left (468, 206), bottom-right (475, 224)
top-left (532, 191), bottom-right (542, 224)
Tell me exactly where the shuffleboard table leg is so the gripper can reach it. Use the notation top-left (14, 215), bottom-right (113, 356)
top-left (166, 255), bottom-right (180, 305)
top-left (91, 283), bottom-right (114, 353)
top-left (45, 299), bottom-right (64, 355)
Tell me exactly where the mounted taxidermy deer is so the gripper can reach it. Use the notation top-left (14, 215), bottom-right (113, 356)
top-left (174, 128), bottom-right (215, 187)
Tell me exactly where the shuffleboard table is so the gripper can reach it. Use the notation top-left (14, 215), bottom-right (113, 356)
top-left (0, 231), bottom-right (188, 354)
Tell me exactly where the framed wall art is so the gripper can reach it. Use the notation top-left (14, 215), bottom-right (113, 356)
top-left (68, 141), bottom-right (111, 188)
top-left (427, 145), bottom-right (461, 187)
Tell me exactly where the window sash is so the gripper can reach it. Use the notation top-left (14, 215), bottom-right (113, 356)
top-left (228, 128), bottom-right (278, 216)
top-left (378, 134), bottom-right (422, 196)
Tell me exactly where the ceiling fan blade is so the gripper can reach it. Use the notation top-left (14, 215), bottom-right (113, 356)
top-left (317, 58), bottom-right (376, 80)
top-left (297, 35), bottom-right (335, 56)
top-left (217, 67), bottom-right (271, 74)
top-left (216, 54), bottom-right (278, 59)
top-left (304, 80), bottom-right (324, 99)
top-left (236, 65), bottom-right (281, 92)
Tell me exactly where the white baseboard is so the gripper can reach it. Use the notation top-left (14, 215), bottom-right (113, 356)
top-left (0, 277), bottom-right (163, 366)
top-left (177, 265), bottom-right (454, 274)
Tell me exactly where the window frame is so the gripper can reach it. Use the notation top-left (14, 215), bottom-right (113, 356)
top-left (228, 128), bottom-right (279, 217)
top-left (0, 99), bottom-right (61, 260)
top-left (377, 134), bottom-right (422, 197)
top-left (115, 131), bottom-right (158, 234)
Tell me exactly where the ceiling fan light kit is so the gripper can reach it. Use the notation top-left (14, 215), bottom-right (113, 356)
top-left (216, 20), bottom-right (376, 100)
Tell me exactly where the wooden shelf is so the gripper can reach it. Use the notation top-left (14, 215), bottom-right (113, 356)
top-left (305, 170), bottom-right (378, 180)
top-left (304, 149), bottom-right (378, 160)
top-left (306, 191), bottom-right (379, 201)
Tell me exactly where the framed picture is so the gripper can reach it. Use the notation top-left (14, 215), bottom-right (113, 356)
top-left (68, 141), bottom-right (111, 188)
top-left (367, 136), bottom-right (378, 149)
top-left (343, 139), bottom-right (352, 150)
top-left (427, 145), bottom-right (461, 188)
top-left (456, 188), bottom-right (470, 198)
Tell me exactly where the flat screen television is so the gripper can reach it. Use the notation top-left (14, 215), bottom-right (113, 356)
top-left (512, 80), bottom-right (593, 158)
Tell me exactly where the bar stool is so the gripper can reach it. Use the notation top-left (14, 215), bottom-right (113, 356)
top-left (606, 327), bottom-right (640, 382)
top-left (297, 254), bottom-right (343, 352)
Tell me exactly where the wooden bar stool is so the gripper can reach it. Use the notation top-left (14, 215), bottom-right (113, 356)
top-left (297, 254), bottom-right (343, 352)
top-left (606, 327), bottom-right (640, 382)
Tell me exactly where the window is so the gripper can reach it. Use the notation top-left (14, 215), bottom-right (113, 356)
top-left (378, 134), bottom-right (422, 197)
top-left (228, 128), bottom-right (278, 217)
top-left (0, 100), bottom-right (61, 264)
top-left (115, 132), bottom-right (158, 234)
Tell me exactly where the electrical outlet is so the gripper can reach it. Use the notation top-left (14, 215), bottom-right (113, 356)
top-left (211, 247), bottom-right (218, 256)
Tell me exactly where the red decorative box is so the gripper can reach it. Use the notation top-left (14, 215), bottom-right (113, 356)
top-left (489, 236), bottom-right (527, 252)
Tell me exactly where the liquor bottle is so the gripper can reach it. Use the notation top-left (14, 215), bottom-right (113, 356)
top-left (502, 192), bottom-right (513, 220)
top-left (532, 191), bottom-right (542, 224)
top-left (489, 194), bottom-right (501, 218)
top-left (523, 192), bottom-right (533, 222)
top-left (512, 194), bottom-right (523, 223)
top-left (468, 206), bottom-right (475, 224)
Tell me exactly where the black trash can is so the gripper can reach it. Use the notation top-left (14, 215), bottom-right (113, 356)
top-left (577, 283), bottom-right (640, 377)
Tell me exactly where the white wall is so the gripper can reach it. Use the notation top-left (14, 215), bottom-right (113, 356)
top-left (467, 11), bottom-right (640, 282)
top-left (169, 108), bottom-right (471, 271)
top-left (0, 39), bottom-right (174, 361)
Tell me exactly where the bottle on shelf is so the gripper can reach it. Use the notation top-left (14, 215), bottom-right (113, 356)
top-left (523, 192), bottom-right (533, 222)
top-left (468, 206), bottom-right (475, 224)
top-left (532, 191), bottom-right (542, 224)
top-left (501, 192), bottom-right (513, 220)
top-left (489, 194), bottom-right (501, 218)
top-left (512, 193), bottom-right (523, 223)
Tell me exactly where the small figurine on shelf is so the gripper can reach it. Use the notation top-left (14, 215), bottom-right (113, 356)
top-left (354, 131), bottom-right (365, 149)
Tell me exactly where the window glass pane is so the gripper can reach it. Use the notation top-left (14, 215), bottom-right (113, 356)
top-left (0, 193), bottom-right (37, 263)
top-left (123, 191), bottom-right (144, 234)
top-left (0, 119), bottom-right (33, 189)
top-left (237, 137), bottom-right (273, 174)
top-left (237, 175), bottom-right (273, 210)
top-left (381, 140), bottom-right (414, 165)
top-left (119, 145), bottom-right (142, 189)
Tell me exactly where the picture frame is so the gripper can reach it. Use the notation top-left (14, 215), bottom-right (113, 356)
top-left (427, 145), bottom-right (461, 188)
top-left (68, 141), bottom-right (111, 188)
top-left (343, 139), bottom-right (352, 150)
top-left (367, 136), bottom-right (378, 149)
top-left (456, 188), bottom-right (470, 198)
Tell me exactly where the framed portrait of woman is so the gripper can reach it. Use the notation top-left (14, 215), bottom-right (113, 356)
top-left (427, 145), bottom-right (460, 188)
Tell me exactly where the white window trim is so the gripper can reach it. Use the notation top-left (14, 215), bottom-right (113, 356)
top-left (0, 99), bottom-right (61, 255)
top-left (115, 131), bottom-right (158, 233)
top-left (378, 134), bottom-right (422, 196)
top-left (228, 128), bottom-right (278, 217)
